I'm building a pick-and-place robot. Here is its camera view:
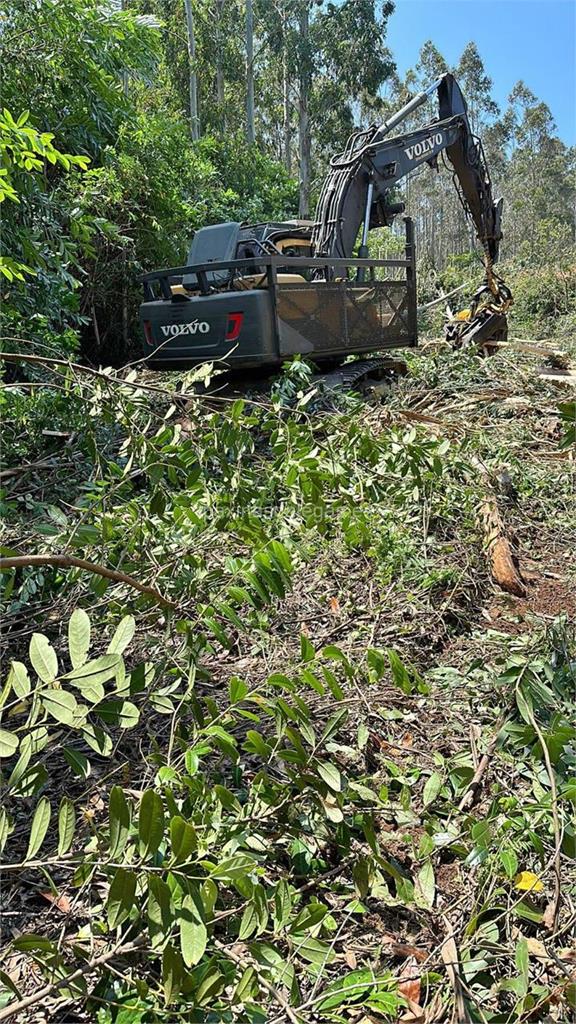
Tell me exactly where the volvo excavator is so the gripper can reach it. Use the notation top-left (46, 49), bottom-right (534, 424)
top-left (140, 73), bottom-right (512, 371)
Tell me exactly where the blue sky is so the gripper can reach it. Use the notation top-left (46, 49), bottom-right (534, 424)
top-left (386, 0), bottom-right (575, 144)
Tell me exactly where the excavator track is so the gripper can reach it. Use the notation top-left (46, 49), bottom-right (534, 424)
top-left (313, 357), bottom-right (408, 393)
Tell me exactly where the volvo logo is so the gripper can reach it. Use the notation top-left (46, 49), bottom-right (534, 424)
top-left (404, 132), bottom-right (443, 162)
top-left (160, 320), bottom-right (210, 337)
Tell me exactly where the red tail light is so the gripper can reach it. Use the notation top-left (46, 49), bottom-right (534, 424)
top-left (143, 320), bottom-right (154, 346)
top-left (225, 312), bottom-right (243, 343)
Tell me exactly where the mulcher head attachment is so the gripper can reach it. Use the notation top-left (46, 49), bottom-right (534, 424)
top-left (445, 276), bottom-right (513, 349)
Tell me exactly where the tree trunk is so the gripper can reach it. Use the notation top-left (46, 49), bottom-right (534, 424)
top-left (298, 3), bottom-right (310, 218)
top-left (282, 4), bottom-right (292, 173)
top-left (246, 0), bottom-right (255, 144)
top-left (121, 0), bottom-right (129, 353)
top-left (215, 0), bottom-right (225, 111)
top-left (283, 46), bottom-right (291, 172)
top-left (184, 0), bottom-right (200, 141)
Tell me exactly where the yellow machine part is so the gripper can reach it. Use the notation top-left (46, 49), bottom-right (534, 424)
top-left (274, 238), bottom-right (312, 253)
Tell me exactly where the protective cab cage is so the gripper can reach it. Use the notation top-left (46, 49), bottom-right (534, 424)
top-left (140, 218), bottom-right (417, 368)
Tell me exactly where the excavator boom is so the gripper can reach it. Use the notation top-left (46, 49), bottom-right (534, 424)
top-left (312, 73), bottom-right (503, 267)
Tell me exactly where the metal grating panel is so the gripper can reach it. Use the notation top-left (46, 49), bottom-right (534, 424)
top-left (276, 279), bottom-right (416, 356)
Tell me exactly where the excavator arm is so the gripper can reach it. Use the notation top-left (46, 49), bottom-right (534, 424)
top-left (312, 73), bottom-right (503, 269)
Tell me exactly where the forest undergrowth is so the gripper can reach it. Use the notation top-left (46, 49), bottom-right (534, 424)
top-left (0, 336), bottom-right (575, 1024)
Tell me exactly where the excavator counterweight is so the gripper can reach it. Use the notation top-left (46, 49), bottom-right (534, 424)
top-left (140, 73), bottom-right (510, 369)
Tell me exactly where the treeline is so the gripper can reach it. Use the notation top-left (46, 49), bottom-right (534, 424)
top-left (1, 0), bottom-right (574, 362)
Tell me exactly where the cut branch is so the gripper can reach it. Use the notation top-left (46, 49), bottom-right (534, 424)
top-left (0, 937), bottom-right (145, 1022)
top-left (0, 555), bottom-right (176, 608)
top-left (457, 716), bottom-right (506, 812)
top-left (472, 459), bottom-right (525, 596)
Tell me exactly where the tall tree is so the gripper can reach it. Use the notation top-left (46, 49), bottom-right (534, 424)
top-left (214, 0), bottom-right (226, 109)
top-left (298, 1), bottom-right (311, 216)
top-left (246, 0), bottom-right (255, 144)
top-left (456, 42), bottom-right (498, 135)
top-left (184, 0), bottom-right (200, 139)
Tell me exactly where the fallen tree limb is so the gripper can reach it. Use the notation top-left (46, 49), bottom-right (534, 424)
top-left (478, 495), bottom-right (526, 596)
top-left (0, 460), bottom-right (70, 480)
top-left (471, 459), bottom-right (526, 597)
top-left (485, 339), bottom-right (570, 365)
top-left (417, 281), bottom-right (470, 312)
top-left (0, 554), bottom-right (176, 608)
top-left (0, 349), bottom-right (270, 409)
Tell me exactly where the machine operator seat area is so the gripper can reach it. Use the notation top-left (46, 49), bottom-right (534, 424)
top-left (181, 221), bottom-right (242, 290)
top-left (172, 222), bottom-right (313, 297)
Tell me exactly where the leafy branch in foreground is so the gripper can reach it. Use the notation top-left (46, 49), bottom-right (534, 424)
top-left (1, 608), bottom-right (574, 1022)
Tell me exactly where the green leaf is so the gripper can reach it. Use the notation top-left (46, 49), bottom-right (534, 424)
top-left (290, 902), bottom-right (327, 933)
top-left (26, 798), bottom-right (51, 860)
top-left (515, 937), bottom-right (529, 981)
top-left (179, 895), bottom-right (207, 966)
top-left (109, 787), bottom-right (131, 859)
top-left (423, 771), bottom-right (443, 807)
top-left (239, 901), bottom-right (258, 940)
top-left (68, 609), bottom-right (91, 669)
top-left (316, 968), bottom-right (375, 1010)
top-left (320, 709), bottom-right (348, 745)
top-left (162, 943), bottom-right (184, 1004)
top-left (30, 634), bottom-right (58, 683)
top-left (148, 875), bottom-right (173, 948)
top-left (201, 878), bottom-right (218, 919)
top-left (274, 879), bottom-right (292, 930)
top-left (300, 634), bottom-right (315, 663)
top-left (386, 649), bottom-right (412, 694)
top-left (0, 729), bottom-right (19, 758)
top-left (244, 730), bottom-right (272, 758)
top-left (253, 883), bottom-right (269, 934)
top-left (107, 616), bottom-right (136, 655)
top-left (63, 746), bottom-right (90, 778)
top-left (82, 724), bottom-right (113, 757)
top-left (95, 699), bottom-right (139, 729)
top-left (229, 676), bottom-right (248, 703)
top-left (0, 809), bottom-right (10, 854)
top-left (209, 854), bottom-right (256, 880)
top-left (317, 760), bottom-right (342, 792)
top-left (138, 790), bottom-right (165, 859)
top-left (514, 899), bottom-right (543, 924)
top-left (39, 688), bottom-right (78, 725)
top-left (8, 661), bottom-right (30, 698)
top-left (367, 648), bottom-right (387, 680)
top-left (170, 816), bottom-right (197, 864)
top-left (195, 966), bottom-right (224, 1005)
top-left (234, 966), bottom-right (258, 1003)
top-left (415, 860), bottom-right (435, 909)
top-left (353, 857), bottom-right (370, 899)
top-left (291, 935), bottom-right (336, 965)
top-left (516, 686), bottom-right (534, 725)
top-left (107, 868), bottom-right (137, 929)
top-left (357, 723), bottom-right (369, 749)
top-left (65, 655), bottom-right (120, 702)
top-left (499, 848), bottom-right (518, 879)
top-left (57, 798), bottom-right (76, 856)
